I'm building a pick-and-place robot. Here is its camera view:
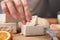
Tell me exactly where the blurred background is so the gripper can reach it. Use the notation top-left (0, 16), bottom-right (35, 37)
top-left (48, 0), bottom-right (60, 18)
top-left (0, 0), bottom-right (2, 14)
top-left (0, 0), bottom-right (60, 18)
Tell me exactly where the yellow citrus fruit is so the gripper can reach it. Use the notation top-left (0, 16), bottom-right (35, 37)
top-left (0, 31), bottom-right (12, 40)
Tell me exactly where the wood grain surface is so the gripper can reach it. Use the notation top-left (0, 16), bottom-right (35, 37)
top-left (46, 18), bottom-right (58, 24)
top-left (13, 34), bottom-right (52, 40)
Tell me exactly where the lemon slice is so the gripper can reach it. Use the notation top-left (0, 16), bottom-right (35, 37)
top-left (0, 31), bottom-right (11, 40)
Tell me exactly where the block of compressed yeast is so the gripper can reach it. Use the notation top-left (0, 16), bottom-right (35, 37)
top-left (20, 16), bottom-right (45, 36)
top-left (0, 14), bottom-right (17, 23)
top-left (6, 15), bottom-right (17, 23)
top-left (0, 23), bottom-right (17, 33)
top-left (38, 17), bottom-right (50, 28)
top-left (22, 25), bottom-right (45, 36)
top-left (19, 16), bottom-right (50, 35)
top-left (0, 14), bottom-right (6, 23)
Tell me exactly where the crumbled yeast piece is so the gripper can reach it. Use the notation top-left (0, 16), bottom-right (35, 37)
top-left (0, 23), bottom-right (17, 33)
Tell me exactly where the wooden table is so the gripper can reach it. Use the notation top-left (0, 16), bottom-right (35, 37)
top-left (12, 18), bottom-right (57, 40)
top-left (46, 18), bottom-right (58, 24)
top-left (13, 34), bottom-right (52, 40)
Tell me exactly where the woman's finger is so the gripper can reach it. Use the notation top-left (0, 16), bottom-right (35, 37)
top-left (13, 0), bottom-right (26, 24)
top-left (1, 1), bottom-right (10, 16)
top-left (21, 0), bottom-right (32, 22)
top-left (5, 0), bottom-right (18, 20)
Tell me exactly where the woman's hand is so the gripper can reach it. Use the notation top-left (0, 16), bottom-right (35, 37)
top-left (1, 0), bottom-right (32, 24)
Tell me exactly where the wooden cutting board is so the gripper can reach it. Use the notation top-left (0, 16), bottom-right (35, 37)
top-left (13, 34), bottom-right (52, 40)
